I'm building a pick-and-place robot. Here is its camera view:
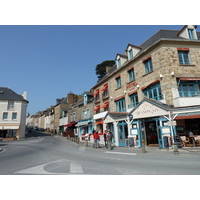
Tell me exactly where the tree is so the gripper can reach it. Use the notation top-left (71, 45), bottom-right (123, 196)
top-left (95, 60), bottom-right (115, 81)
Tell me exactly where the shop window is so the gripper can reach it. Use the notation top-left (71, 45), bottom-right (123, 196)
top-left (143, 82), bottom-right (163, 100)
top-left (176, 125), bottom-right (185, 134)
top-left (115, 98), bottom-right (126, 112)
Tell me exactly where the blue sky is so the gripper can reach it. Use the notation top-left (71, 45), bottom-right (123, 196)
top-left (1, 25), bottom-right (199, 114)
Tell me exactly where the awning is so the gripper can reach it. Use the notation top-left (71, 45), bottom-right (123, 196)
top-left (63, 121), bottom-right (76, 127)
top-left (101, 84), bottom-right (108, 91)
top-left (93, 89), bottom-right (99, 96)
top-left (180, 78), bottom-right (200, 81)
top-left (94, 105), bottom-right (100, 111)
top-left (141, 79), bottom-right (159, 90)
top-left (75, 122), bottom-right (91, 127)
top-left (102, 102), bottom-right (109, 108)
top-left (175, 115), bottom-right (200, 120)
top-left (0, 125), bottom-right (19, 129)
top-left (94, 121), bottom-right (104, 124)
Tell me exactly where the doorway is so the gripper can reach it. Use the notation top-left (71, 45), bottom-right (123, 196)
top-left (145, 121), bottom-right (158, 147)
top-left (118, 121), bottom-right (128, 146)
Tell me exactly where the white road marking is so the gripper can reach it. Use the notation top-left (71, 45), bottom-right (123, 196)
top-left (70, 162), bottom-right (83, 174)
top-left (105, 151), bottom-right (137, 156)
top-left (15, 159), bottom-right (71, 175)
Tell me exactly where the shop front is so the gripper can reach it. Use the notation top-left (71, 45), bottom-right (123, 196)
top-left (128, 98), bottom-right (174, 149)
top-left (104, 112), bottom-right (128, 147)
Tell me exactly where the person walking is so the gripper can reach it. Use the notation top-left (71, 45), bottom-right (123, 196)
top-left (93, 130), bottom-right (101, 148)
top-left (104, 130), bottom-right (108, 148)
top-left (106, 129), bottom-right (114, 150)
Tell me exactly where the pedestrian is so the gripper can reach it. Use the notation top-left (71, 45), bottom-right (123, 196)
top-left (104, 130), bottom-right (108, 148)
top-left (106, 129), bottom-right (114, 150)
top-left (93, 130), bottom-right (101, 148)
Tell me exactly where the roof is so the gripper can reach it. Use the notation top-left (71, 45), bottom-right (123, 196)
top-left (0, 87), bottom-right (28, 103)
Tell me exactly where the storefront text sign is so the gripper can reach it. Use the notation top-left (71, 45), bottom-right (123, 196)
top-left (132, 102), bottom-right (168, 119)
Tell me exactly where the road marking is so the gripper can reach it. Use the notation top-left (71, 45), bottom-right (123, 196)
top-left (70, 162), bottom-right (83, 174)
top-left (105, 151), bottom-right (137, 156)
top-left (79, 147), bottom-right (85, 152)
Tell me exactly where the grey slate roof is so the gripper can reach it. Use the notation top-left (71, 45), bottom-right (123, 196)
top-left (0, 87), bottom-right (28, 102)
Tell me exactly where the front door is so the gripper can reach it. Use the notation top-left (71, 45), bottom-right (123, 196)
top-left (145, 120), bottom-right (158, 147)
top-left (118, 121), bottom-right (128, 146)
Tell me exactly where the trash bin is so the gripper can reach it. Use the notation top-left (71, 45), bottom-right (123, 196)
top-left (163, 136), bottom-right (169, 148)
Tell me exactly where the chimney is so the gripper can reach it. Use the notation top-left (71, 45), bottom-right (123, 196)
top-left (106, 66), bottom-right (113, 73)
top-left (22, 91), bottom-right (27, 100)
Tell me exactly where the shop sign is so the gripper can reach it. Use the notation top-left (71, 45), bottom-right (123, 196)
top-left (126, 81), bottom-right (138, 91)
top-left (132, 101), bottom-right (168, 119)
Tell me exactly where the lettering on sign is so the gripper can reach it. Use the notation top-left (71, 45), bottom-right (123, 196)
top-left (126, 82), bottom-right (138, 91)
top-left (133, 102), bottom-right (168, 118)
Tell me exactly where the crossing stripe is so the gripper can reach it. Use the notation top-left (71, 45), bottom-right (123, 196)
top-left (70, 162), bottom-right (83, 174)
top-left (105, 151), bottom-right (137, 156)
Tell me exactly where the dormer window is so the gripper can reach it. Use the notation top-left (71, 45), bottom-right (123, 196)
top-left (116, 54), bottom-right (128, 68)
top-left (177, 25), bottom-right (198, 40)
top-left (117, 58), bottom-right (121, 68)
top-left (128, 49), bottom-right (133, 60)
top-left (188, 29), bottom-right (196, 40)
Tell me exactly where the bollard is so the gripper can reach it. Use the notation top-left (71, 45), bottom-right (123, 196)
top-left (173, 142), bottom-right (179, 155)
top-left (85, 140), bottom-right (88, 147)
top-left (77, 138), bottom-right (79, 144)
top-left (142, 139), bottom-right (146, 153)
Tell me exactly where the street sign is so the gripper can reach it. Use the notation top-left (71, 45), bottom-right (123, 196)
top-left (167, 120), bottom-right (176, 126)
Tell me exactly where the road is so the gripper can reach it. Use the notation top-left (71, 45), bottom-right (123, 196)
top-left (0, 130), bottom-right (200, 175)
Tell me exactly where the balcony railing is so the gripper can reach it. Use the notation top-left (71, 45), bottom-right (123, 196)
top-left (179, 91), bottom-right (200, 97)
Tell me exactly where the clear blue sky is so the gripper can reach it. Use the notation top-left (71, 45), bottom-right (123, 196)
top-left (0, 25), bottom-right (199, 114)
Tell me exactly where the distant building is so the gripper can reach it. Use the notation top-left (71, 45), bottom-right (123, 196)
top-left (0, 87), bottom-right (28, 140)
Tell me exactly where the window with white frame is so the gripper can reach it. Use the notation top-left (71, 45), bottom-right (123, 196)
top-left (3, 112), bottom-right (8, 120)
top-left (188, 29), bottom-right (196, 40)
top-left (128, 49), bottom-right (133, 60)
top-left (86, 109), bottom-right (90, 118)
top-left (12, 112), bottom-right (17, 120)
top-left (70, 113), bottom-right (73, 121)
top-left (73, 112), bottom-right (76, 121)
top-left (8, 100), bottom-right (14, 110)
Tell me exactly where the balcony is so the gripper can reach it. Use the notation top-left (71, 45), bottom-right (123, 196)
top-left (172, 88), bottom-right (200, 107)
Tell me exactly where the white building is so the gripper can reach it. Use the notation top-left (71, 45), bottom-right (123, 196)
top-left (0, 87), bottom-right (28, 139)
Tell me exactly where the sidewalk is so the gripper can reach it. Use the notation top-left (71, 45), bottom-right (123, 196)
top-left (57, 136), bottom-right (200, 153)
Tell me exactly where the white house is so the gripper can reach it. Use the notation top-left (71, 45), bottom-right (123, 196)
top-left (0, 87), bottom-right (28, 140)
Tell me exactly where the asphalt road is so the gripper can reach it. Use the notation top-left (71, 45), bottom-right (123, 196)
top-left (1, 130), bottom-right (200, 175)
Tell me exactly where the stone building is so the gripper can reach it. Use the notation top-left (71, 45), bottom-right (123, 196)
top-left (92, 25), bottom-right (200, 148)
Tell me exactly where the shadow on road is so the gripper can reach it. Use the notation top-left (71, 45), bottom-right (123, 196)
top-left (26, 130), bottom-right (51, 138)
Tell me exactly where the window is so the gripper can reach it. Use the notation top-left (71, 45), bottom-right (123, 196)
top-left (115, 98), bottom-right (126, 112)
top-left (3, 112), bottom-right (8, 120)
top-left (188, 29), bottom-right (196, 39)
top-left (143, 58), bottom-right (153, 74)
top-left (82, 110), bottom-right (86, 119)
top-left (73, 113), bottom-right (76, 121)
top-left (178, 50), bottom-right (191, 65)
top-left (86, 109), bottom-right (90, 118)
top-left (70, 113), bottom-right (73, 122)
top-left (12, 112), bottom-right (17, 120)
top-left (128, 93), bottom-right (138, 108)
top-left (128, 68), bottom-right (135, 82)
top-left (143, 82), bottom-right (163, 100)
top-left (116, 76), bottom-right (121, 89)
top-left (117, 58), bottom-right (121, 68)
top-left (8, 100), bottom-right (14, 110)
top-left (101, 84), bottom-right (109, 98)
top-left (178, 81), bottom-right (200, 97)
top-left (128, 49), bottom-right (133, 60)
top-left (94, 89), bottom-right (100, 102)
